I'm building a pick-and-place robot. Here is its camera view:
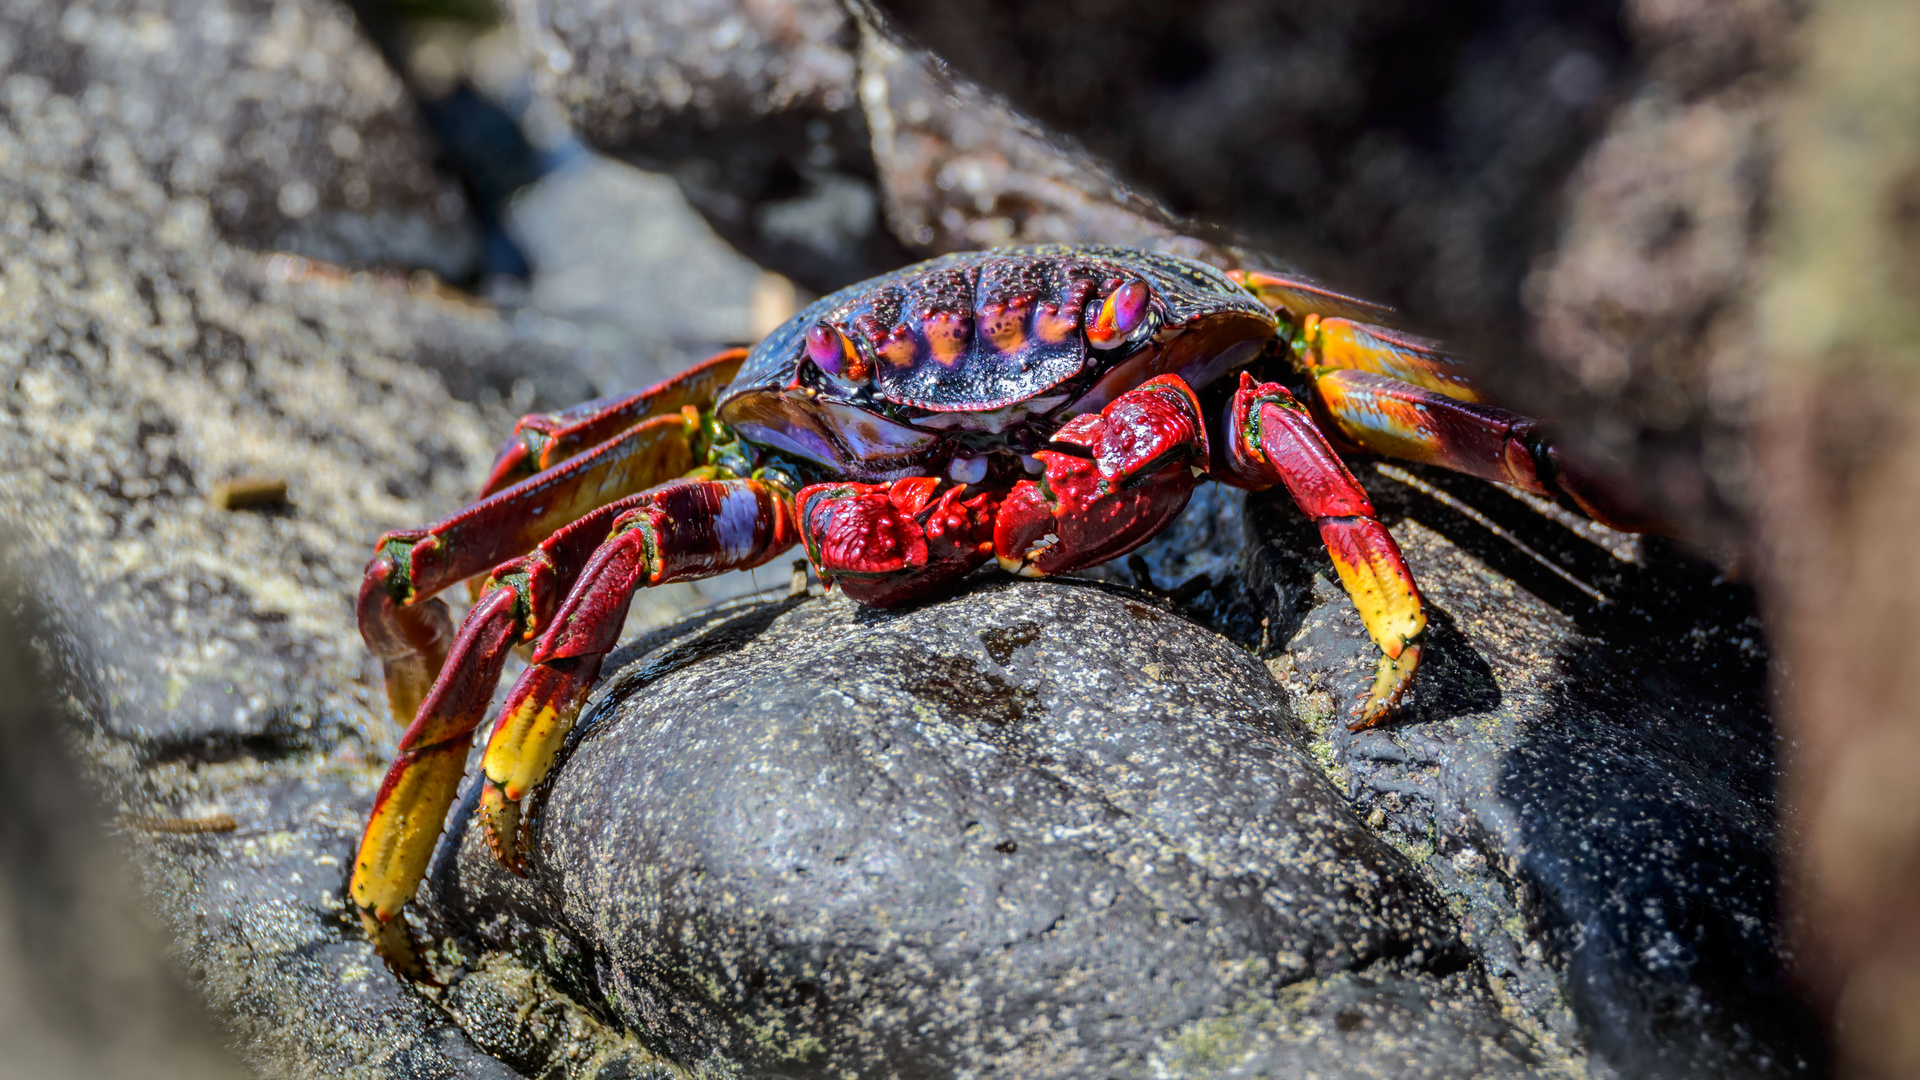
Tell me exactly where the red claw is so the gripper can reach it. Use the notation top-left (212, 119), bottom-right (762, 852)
top-left (994, 374), bottom-right (1208, 576)
top-left (799, 478), bottom-right (1000, 606)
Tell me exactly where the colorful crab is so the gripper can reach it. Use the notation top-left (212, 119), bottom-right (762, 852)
top-left (349, 245), bottom-right (1634, 979)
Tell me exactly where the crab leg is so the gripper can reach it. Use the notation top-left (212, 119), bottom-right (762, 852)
top-left (475, 348), bottom-right (747, 499)
top-left (1290, 315), bottom-right (1483, 404)
top-left (475, 478), bottom-right (798, 874)
top-left (1228, 268), bottom-right (1399, 324)
top-left (1306, 369), bottom-right (1655, 531)
top-left (359, 405), bottom-right (703, 724)
top-left (1220, 372), bottom-right (1425, 728)
top-left (1307, 369), bottom-right (1549, 491)
top-left (350, 493), bottom-right (672, 981)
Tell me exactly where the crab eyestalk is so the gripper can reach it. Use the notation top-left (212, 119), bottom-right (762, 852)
top-left (1086, 278), bottom-right (1152, 349)
top-left (805, 323), bottom-right (871, 384)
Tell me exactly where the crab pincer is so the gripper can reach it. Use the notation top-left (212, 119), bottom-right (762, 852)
top-left (993, 374), bottom-right (1211, 577)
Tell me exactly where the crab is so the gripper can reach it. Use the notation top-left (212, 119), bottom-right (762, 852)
top-left (349, 244), bottom-right (1635, 980)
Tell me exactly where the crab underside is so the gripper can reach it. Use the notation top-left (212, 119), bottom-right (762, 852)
top-left (347, 245), bottom-right (1641, 981)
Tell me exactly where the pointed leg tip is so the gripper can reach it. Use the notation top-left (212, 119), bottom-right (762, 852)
top-left (479, 779), bottom-right (530, 876)
top-left (361, 909), bottom-right (440, 986)
top-left (1347, 641), bottom-right (1423, 732)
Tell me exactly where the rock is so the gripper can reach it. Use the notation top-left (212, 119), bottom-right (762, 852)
top-left (438, 580), bottom-right (1538, 1079)
top-left (2, 0), bottom-right (484, 278)
top-left (850, 9), bottom-right (1237, 264)
top-left (1096, 469), bottom-right (1823, 1077)
top-left (0, 3), bottom-right (678, 1070)
top-left (505, 155), bottom-right (790, 389)
top-left (0, 581), bottom-right (249, 1080)
top-left (505, 0), bottom-right (1258, 294)
top-left (1514, 0), bottom-right (1802, 545)
top-left (507, 0), bottom-right (913, 293)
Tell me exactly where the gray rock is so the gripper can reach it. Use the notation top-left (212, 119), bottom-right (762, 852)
top-left (1097, 469), bottom-right (1821, 1078)
top-left (507, 0), bottom-right (913, 293)
top-left (0, 12), bottom-right (665, 1070)
top-left (438, 580), bottom-right (1538, 1079)
top-left (0, 580), bottom-right (249, 1080)
top-left (2, 0), bottom-right (483, 277)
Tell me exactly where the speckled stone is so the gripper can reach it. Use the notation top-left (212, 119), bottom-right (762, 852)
top-left (1109, 471), bottom-right (1823, 1079)
top-left (1, 0), bottom-right (483, 277)
top-left (0, 13), bottom-right (655, 1072)
top-left (440, 580), bottom-right (1539, 1079)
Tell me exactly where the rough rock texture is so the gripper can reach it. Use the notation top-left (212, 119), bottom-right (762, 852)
top-left (505, 155), bottom-right (785, 390)
top-left (875, 0), bottom-right (1627, 314)
top-left (1516, 0), bottom-right (1801, 548)
top-left (0, 15), bottom-right (647, 1071)
top-left (506, 0), bottom-right (1266, 299)
top-left (1235, 473), bottom-right (1819, 1079)
top-left (850, 8), bottom-right (1237, 265)
top-left (1, 0), bottom-right (484, 278)
top-left (1752, 0), bottom-right (1920, 1075)
top-left (1072, 471), bottom-right (1821, 1079)
top-left (0, 582), bottom-right (250, 1079)
top-left (439, 581), bottom-right (1533, 1079)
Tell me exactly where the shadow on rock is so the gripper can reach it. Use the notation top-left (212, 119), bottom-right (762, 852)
top-left (1383, 467), bottom-right (1823, 1078)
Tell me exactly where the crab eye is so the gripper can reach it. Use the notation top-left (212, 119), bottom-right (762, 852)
top-left (805, 323), bottom-right (871, 383)
top-left (1086, 278), bottom-right (1152, 350)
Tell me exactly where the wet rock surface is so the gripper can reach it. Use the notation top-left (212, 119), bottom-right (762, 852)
top-left (436, 581), bottom-right (1534, 1079)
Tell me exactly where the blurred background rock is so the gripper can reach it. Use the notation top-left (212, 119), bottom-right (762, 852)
top-left (0, 584), bottom-right (251, 1079)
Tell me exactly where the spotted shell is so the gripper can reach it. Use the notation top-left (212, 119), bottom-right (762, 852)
top-left (716, 245), bottom-right (1276, 480)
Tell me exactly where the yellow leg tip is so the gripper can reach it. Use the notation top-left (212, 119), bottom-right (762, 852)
top-left (479, 778), bottom-right (530, 876)
top-left (360, 908), bottom-right (439, 985)
top-left (1350, 641), bottom-right (1422, 731)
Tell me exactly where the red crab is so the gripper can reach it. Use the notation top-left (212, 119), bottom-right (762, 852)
top-left (350, 245), bottom-right (1636, 979)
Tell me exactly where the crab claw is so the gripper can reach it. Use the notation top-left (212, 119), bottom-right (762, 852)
top-left (798, 477), bottom-right (1001, 606)
top-left (995, 374), bottom-right (1208, 576)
